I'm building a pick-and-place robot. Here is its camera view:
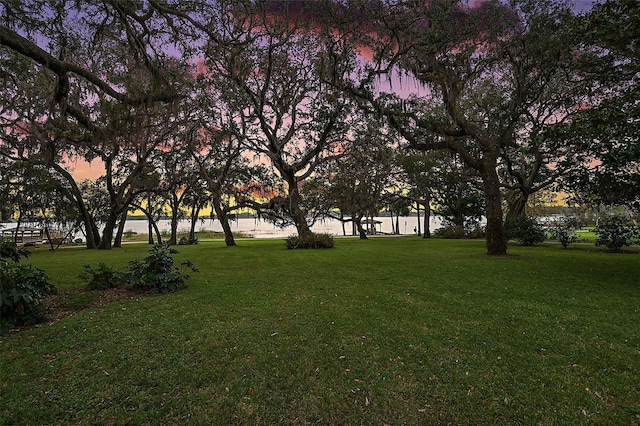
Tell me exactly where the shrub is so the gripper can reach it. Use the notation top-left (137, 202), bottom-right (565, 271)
top-left (0, 237), bottom-right (56, 333)
top-left (126, 244), bottom-right (197, 294)
top-left (505, 215), bottom-right (546, 246)
top-left (433, 225), bottom-right (485, 239)
top-left (80, 262), bottom-right (126, 290)
top-left (595, 212), bottom-right (639, 252)
top-left (123, 230), bottom-right (138, 238)
top-left (434, 225), bottom-right (465, 239)
top-left (0, 237), bottom-right (30, 263)
top-left (178, 236), bottom-right (198, 245)
top-left (548, 216), bottom-right (581, 249)
top-left (464, 225), bottom-right (486, 239)
top-left (285, 233), bottom-right (334, 249)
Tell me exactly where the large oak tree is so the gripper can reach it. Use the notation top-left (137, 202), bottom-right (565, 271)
top-left (334, 0), bottom-right (584, 255)
top-left (199, 0), bottom-right (354, 237)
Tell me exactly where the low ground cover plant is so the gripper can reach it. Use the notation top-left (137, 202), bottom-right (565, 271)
top-left (80, 244), bottom-right (197, 294)
top-left (80, 262), bottom-right (126, 290)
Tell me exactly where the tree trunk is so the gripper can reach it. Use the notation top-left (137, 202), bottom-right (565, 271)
top-left (355, 215), bottom-right (368, 239)
top-left (189, 204), bottom-right (200, 241)
top-left (287, 181), bottom-right (312, 238)
top-left (44, 226), bottom-right (54, 250)
top-left (481, 160), bottom-right (508, 256)
top-left (97, 211), bottom-right (118, 249)
top-left (423, 198), bottom-right (431, 239)
top-left (390, 210), bottom-right (395, 234)
top-left (454, 186), bottom-right (465, 228)
top-left (148, 218), bottom-right (155, 244)
top-left (13, 211), bottom-right (22, 244)
top-left (51, 165), bottom-right (100, 248)
top-left (169, 205), bottom-right (179, 245)
top-left (416, 203), bottom-right (421, 236)
top-left (506, 193), bottom-right (528, 220)
top-left (87, 222), bottom-right (100, 249)
top-left (212, 196), bottom-right (236, 247)
top-left (113, 210), bottom-right (128, 248)
top-left (152, 220), bottom-right (163, 245)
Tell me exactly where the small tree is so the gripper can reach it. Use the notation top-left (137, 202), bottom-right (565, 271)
top-left (548, 216), bottom-right (581, 249)
top-left (595, 212), bottom-right (639, 252)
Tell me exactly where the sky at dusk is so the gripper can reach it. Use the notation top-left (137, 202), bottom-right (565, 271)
top-left (572, 0), bottom-right (601, 13)
top-left (66, 158), bottom-right (105, 181)
top-left (65, 0), bottom-right (602, 180)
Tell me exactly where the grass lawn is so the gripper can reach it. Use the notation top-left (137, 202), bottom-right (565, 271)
top-left (575, 228), bottom-right (598, 244)
top-left (2, 238), bottom-right (639, 425)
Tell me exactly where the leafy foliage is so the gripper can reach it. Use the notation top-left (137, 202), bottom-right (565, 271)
top-left (434, 225), bottom-right (486, 240)
top-left (0, 237), bottom-right (31, 263)
top-left (0, 237), bottom-right (55, 333)
top-left (126, 244), bottom-right (198, 294)
top-left (595, 212), bottom-right (639, 252)
top-left (79, 244), bottom-right (198, 295)
top-left (434, 225), bottom-right (466, 239)
top-left (564, 0), bottom-right (640, 212)
top-left (285, 233), bottom-right (335, 250)
top-left (178, 236), bottom-right (198, 245)
top-left (505, 215), bottom-right (546, 246)
top-left (548, 216), bottom-right (582, 249)
top-left (80, 262), bottom-right (126, 290)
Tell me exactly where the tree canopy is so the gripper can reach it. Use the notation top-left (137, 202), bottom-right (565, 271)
top-left (1, 0), bottom-right (636, 254)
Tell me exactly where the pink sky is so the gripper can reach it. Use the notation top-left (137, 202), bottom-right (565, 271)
top-left (64, 158), bottom-right (105, 181)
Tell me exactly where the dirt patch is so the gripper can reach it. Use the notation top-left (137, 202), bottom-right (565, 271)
top-left (46, 287), bottom-right (142, 321)
top-left (7, 288), bottom-right (141, 334)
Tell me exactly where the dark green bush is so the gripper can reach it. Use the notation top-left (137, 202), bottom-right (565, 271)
top-left (434, 225), bottom-right (465, 239)
top-left (505, 215), bottom-right (546, 246)
top-left (178, 236), bottom-right (198, 245)
top-left (464, 225), bottom-right (486, 239)
top-left (0, 237), bottom-right (56, 333)
top-left (80, 244), bottom-right (197, 295)
top-left (0, 237), bottom-right (30, 263)
top-left (548, 216), bottom-right (581, 249)
top-left (80, 262), bottom-right (126, 290)
top-left (285, 233), bottom-right (334, 249)
top-left (434, 225), bottom-right (486, 239)
top-left (595, 212), bottom-right (639, 252)
top-left (127, 244), bottom-right (197, 294)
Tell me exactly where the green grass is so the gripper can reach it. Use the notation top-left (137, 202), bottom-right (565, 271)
top-left (120, 229), bottom-right (252, 242)
top-left (2, 238), bottom-right (639, 425)
top-left (575, 228), bottom-right (597, 243)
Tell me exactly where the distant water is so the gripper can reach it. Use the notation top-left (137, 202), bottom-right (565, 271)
top-left (1, 216), bottom-right (444, 240)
